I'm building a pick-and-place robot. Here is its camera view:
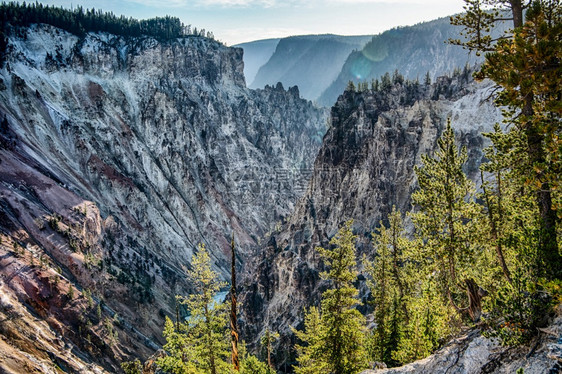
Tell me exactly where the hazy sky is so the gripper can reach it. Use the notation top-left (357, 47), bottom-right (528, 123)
top-left (39, 0), bottom-right (468, 45)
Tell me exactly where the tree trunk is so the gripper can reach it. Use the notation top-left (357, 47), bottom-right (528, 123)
top-left (206, 304), bottom-right (217, 374)
top-left (391, 223), bottom-right (408, 322)
top-left (446, 277), bottom-right (488, 322)
top-left (509, 0), bottom-right (523, 28)
top-left (267, 336), bottom-right (272, 370)
top-left (465, 278), bottom-right (487, 322)
top-left (481, 171), bottom-right (512, 283)
top-left (524, 97), bottom-right (561, 279)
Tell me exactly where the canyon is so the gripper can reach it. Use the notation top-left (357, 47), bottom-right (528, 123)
top-left (0, 11), bottom-right (560, 374)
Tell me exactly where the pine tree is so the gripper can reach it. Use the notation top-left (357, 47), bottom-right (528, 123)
top-left (411, 120), bottom-right (485, 322)
top-left (158, 316), bottom-right (199, 374)
top-left (478, 1), bottom-right (562, 279)
top-left (381, 72), bottom-right (392, 91)
top-left (451, 0), bottom-right (562, 279)
top-left (293, 307), bottom-right (329, 374)
top-left (260, 328), bottom-right (279, 373)
top-left (121, 359), bottom-right (143, 374)
top-left (479, 124), bottom-right (521, 284)
top-left (364, 207), bottom-right (410, 366)
top-left (424, 72), bottom-right (431, 86)
top-left (294, 221), bottom-right (368, 374)
top-left (239, 349), bottom-right (270, 374)
top-left (479, 125), bottom-right (548, 344)
top-left (158, 244), bottom-right (230, 374)
top-left (230, 234), bottom-right (240, 371)
top-left (393, 278), bottom-right (450, 363)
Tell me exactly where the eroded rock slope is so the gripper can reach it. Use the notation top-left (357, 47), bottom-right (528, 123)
top-left (0, 23), bottom-right (327, 372)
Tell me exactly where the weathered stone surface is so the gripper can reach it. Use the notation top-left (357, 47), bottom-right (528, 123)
top-left (361, 315), bottom-right (562, 374)
top-left (2, 24), bottom-right (326, 273)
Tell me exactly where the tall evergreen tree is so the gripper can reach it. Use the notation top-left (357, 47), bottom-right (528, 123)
top-left (260, 328), bottom-right (279, 374)
top-left (364, 207), bottom-right (410, 366)
top-left (393, 278), bottom-right (450, 363)
top-left (230, 234), bottom-right (240, 371)
top-left (294, 221), bottom-right (368, 374)
top-left (158, 244), bottom-right (230, 374)
top-left (451, 0), bottom-right (562, 279)
top-left (411, 120), bottom-right (485, 322)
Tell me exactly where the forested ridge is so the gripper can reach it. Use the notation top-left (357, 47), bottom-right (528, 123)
top-left (0, 1), bottom-right (215, 63)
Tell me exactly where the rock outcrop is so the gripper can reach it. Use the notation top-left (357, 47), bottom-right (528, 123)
top-left (240, 74), bottom-right (504, 365)
top-left (0, 23), bottom-right (327, 371)
top-left (361, 314), bottom-right (562, 374)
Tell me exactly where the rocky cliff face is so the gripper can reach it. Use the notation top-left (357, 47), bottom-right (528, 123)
top-left (0, 23), bottom-right (327, 372)
top-left (240, 74), bottom-right (504, 365)
top-left (234, 38), bottom-right (281, 87)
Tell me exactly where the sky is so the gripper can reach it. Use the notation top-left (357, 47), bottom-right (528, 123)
top-left (38, 0), bottom-right (468, 45)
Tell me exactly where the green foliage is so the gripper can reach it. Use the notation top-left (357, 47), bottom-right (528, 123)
top-left (48, 214), bottom-right (61, 231)
top-left (83, 288), bottom-right (93, 308)
top-left (293, 307), bottom-right (329, 374)
top-left (157, 244), bottom-right (234, 374)
top-left (260, 328), bottom-right (279, 372)
top-left (158, 317), bottom-right (199, 374)
top-left (480, 2), bottom-right (562, 279)
top-left (393, 278), bottom-right (451, 363)
top-left (67, 285), bottom-right (74, 300)
top-left (449, 0), bottom-right (562, 345)
top-left (364, 206), bottom-right (460, 366)
top-left (453, 0), bottom-right (562, 280)
top-left (380, 72), bottom-right (392, 91)
top-left (121, 359), bottom-right (143, 374)
top-left (411, 120), bottom-right (481, 318)
top-left (424, 71), bottom-right (431, 86)
top-left (234, 340), bottom-right (272, 374)
top-left (240, 354), bottom-right (271, 374)
top-left (294, 221), bottom-right (368, 374)
top-left (346, 80), bottom-right (356, 92)
top-left (104, 317), bottom-right (118, 343)
top-left (449, 0), bottom-right (500, 54)
top-left (485, 269), bottom-right (539, 345)
top-left (364, 207), bottom-right (410, 366)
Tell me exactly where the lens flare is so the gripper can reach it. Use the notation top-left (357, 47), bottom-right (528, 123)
top-left (350, 55), bottom-right (372, 80)
top-left (361, 41), bottom-right (388, 63)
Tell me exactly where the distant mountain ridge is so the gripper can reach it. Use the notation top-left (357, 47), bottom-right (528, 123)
top-left (234, 38), bottom-right (280, 86)
top-left (242, 34), bottom-right (372, 101)
top-left (238, 16), bottom-right (508, 106)
top-left (317, 16), bottom-right (509, 106)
